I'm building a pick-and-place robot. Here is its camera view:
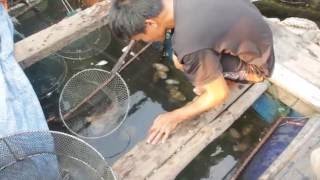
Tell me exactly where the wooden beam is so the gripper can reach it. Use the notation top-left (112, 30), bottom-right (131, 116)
top-left (267, 85), bottom-right (317, 116)
top-left (268, 22), bottom-right (320, 111)
top-left (112, 83), bottom-right (253, 179)
top-left (14, 0), bottom-right (111, 68)
top-left (148, 82), bottom-right (268, 180)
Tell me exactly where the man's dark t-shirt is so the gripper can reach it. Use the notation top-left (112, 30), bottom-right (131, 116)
top-left (172, 0), bottom-right (275, 86)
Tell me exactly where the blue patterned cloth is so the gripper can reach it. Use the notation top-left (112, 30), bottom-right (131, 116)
top-left (0, 5), bottom-right (48, 137)
top-left (0, 6), bottom-right (61, 179)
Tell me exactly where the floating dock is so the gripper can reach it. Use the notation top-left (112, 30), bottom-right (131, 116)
top-left (13, 1), bottom-right (320, 179)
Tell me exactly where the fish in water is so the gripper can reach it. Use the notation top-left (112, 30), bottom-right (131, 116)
top-left (153, 71), bottom-right (168, 82)
top-left (241, 124), bottom-right (254, 136)
top-left (229, 128), bottom-right (241, 139)
top-left (165, 79), bottom-right (180, 85)
top-left (168, 86), bottom-right (186, 102)
top-left (95, 60), bottom-right (108, 66)
top-left (233, 137), bottom-right (251, 152)
top-left (152, 63), bottom-right (169, 72)
top-left (233, 142), bottom-right (249, 152)
top-left (75, 100), bottom-right (122, 137)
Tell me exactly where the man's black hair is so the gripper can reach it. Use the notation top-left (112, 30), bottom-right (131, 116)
top-left (108, 0), bottom-right (163, 39)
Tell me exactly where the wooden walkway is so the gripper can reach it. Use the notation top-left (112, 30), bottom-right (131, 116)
top-left (12, 1), bottom-right (320, 179)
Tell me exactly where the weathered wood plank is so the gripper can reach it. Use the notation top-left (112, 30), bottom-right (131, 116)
top-left (267, 85), bottom-right (317, 116)
top-left (148, 82), bottom-right (268, 180)
top-left (259, 115), bottom-right (320, 180)
top-left (14, 0), bottom-right (111, 68)
top-left (269, 22), bottom-right (320, 110)
top-left (112, 83), bottom-right (252, 179)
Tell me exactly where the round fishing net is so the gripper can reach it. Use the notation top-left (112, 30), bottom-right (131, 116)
top-left (59, 69), bottom-right (130, 139)
top-left (0, 131), bottom-right (116, 180)
top-left (24, 55), bottom-right (68, 99)
top-left (57, 27), bottom-right (112, 61)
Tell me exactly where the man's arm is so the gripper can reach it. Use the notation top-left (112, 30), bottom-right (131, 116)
top-left (147, 74), bottom-right (229, 144)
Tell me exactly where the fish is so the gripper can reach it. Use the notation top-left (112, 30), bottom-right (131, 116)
top-left (74, 100), bottom-right (123, 137)
top-left (233, 142), bottom-right (249, 152)
top-left (241, 124), bottom-right (254, 136)
top-left (95, 60), bottom-right (108, 66)
top-left (165, 79), bottom-right (180, 85)
top-left (229, 128), bottom-right (241, 139)
top-left (152, 63), bottom-right (169, 72)
top-left (169, 88), bottom-right (186, 102)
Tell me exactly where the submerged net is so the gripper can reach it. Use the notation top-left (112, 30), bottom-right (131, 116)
top-left (0, 131), bottom-right (115, 180)
top-left (57, 27), bottom-right (112, 61)
top-left (24, 55), bottom-right (68, 99)
top-left (59, 69), bottom-right (130, 139)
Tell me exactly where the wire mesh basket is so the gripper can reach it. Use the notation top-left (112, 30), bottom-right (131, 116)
top-left (59, 69), bottom-right (130, 139)
top-left (0, 131), bottom-right (116, 180)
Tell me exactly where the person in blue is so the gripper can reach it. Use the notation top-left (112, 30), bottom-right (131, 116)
top-left (0, 1), bottom-right (48, 137)
top-left (0, 3), bottom-right (61, 179)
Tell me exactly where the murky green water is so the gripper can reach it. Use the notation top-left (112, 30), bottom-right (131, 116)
top-left (13, 0), bottom-right (319, 177)
top-left (176, 108), bottom-right (269, 180)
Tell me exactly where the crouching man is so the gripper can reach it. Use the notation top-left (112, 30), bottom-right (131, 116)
top-left (108, 0), bottom-right (274, 144)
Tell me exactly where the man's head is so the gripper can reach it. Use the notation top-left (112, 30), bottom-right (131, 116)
top-left (108, 0), bottom-right (166, 42)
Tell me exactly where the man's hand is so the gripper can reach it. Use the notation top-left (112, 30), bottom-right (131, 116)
top-left (146, 75), bottom-right (229, 145)
top-left (147, 112), bottom-right (179, 144)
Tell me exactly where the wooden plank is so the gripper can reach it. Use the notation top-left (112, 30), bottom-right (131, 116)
top-left (259, 115), bottom-right (320, 180)
top-left (14, 0), bottom-right (111, 68)
top-left (112, 83), bottom-right (252, 179)
top-left (267, 85), bottom-right (317, 116)
top-left (270, 62), bottom-right (320, 111)
top-left (148, 82), bottom-right (268, 180)
top-left (8, 0), bottom-right (42, 17)
top-left (268, 22), bottom-right (320, 110)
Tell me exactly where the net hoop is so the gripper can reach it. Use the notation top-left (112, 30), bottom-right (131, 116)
top-left (0, 130), bottom-right (117, 180)
top-left (59, 68), bottom-right (130, 139)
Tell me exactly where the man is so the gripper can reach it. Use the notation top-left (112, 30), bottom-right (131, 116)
top-left (109, 0), bottom-right (274, 144)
